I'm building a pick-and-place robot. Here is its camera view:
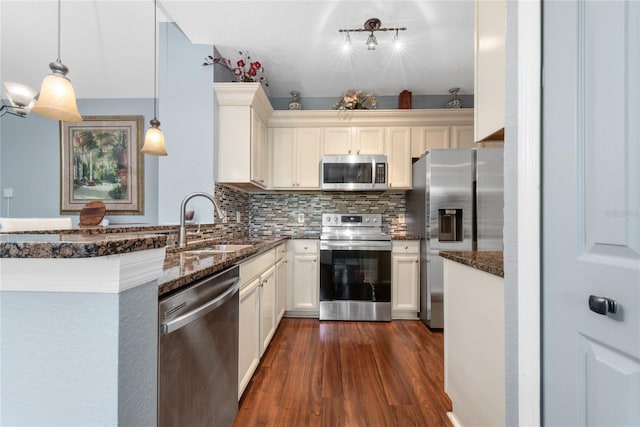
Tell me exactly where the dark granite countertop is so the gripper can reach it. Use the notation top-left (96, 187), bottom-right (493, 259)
top-left (439, 251), bottom-right (504, 277)
top-left (391, 234), bottom-right (421, 240)
top-left (0, 233), bottom-right (167, 258)
top-left (159, 237), bottom-right (288, 296)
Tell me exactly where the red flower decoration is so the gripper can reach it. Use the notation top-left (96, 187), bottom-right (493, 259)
top-left (202, 50), bottom-right (269, 87)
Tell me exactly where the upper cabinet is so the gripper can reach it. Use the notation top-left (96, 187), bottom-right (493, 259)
top-left (270, 128), bottom-right (322, 189)
top-left (322, 127), bottom-right (385, 155)
top-left (214, 83), bottom-right (273, 189)
top-left (474, 0), bottom-right (506, 142)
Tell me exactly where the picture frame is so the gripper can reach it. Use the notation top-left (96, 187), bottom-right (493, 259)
top-left (60, 115), bottom-right (144, 215)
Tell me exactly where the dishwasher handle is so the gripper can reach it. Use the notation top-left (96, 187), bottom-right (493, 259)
top-left (160, 278), bottom-right (239, 335)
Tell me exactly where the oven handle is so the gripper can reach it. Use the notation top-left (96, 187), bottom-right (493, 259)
top-left (320, 241), bottom-right (392, 251)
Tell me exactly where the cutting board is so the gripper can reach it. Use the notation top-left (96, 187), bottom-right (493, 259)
top-left (79, 201), bottom-right (106, 226)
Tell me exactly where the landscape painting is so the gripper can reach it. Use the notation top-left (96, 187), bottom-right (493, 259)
top-left (60, 115), bottom-right (144, 214)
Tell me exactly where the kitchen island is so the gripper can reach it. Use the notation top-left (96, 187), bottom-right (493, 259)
top-left (0, 228), bottom-right (286, 427)
top-left (440, 250), bottom-right (505, 427)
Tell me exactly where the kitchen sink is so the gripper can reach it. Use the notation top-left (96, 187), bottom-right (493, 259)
top-left (186, 244), bottom-right (253, 254)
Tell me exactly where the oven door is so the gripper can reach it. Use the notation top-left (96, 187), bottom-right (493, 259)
top-left (319, 240), bottom-right (391, 321)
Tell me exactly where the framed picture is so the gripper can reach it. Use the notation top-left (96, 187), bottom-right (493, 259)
top-left (60, 115), bottom-right (144, 214)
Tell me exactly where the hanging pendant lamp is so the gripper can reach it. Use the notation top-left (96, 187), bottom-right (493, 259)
top-left (141, 0), bottom-right (167, 156)
top-left (32, 0), bottom-right (82, 122)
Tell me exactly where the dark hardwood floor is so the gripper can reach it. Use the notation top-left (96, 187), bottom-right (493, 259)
top-left (234, 318), bottom-right (452, 427)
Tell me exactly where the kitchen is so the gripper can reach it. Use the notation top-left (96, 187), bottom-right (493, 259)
top-left (2, 1), bottom-right (639, 427)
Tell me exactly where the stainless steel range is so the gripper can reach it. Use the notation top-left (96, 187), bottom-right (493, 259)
top-left (319, 213), bottom-right (392, 321)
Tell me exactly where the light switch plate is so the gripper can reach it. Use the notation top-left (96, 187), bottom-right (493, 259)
top-left (297, 213), bottom-right (304, 223)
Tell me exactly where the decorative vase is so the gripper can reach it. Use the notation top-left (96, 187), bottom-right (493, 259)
top-left (447, 87), bottom-right (462, 109)
top-left (288, 91), bottom-right (302, 110)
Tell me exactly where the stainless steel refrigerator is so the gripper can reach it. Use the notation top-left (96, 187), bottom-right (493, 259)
top-left (407, 147), bottom-right (503, 329)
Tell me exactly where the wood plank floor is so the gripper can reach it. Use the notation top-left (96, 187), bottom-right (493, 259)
top-left (234, 318), bottom-right (452, 427)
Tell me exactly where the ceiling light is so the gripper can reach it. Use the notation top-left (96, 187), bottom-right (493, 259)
top-left (339, 18), bottom-right (407, 51)
top-left (0, 82), bottom-right (38, 118)
top-left (32, 0), bottom-right (82, 122)
top-left (141, 0), bottom-right (168, 156)
top-left (342, 32), bottom-right (352, 52)
top-left (393, 29), bottom-right (404, 51)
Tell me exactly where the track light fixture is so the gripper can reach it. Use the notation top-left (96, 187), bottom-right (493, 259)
top-left (0, 82), bottom-right (38, 118)
top-left (339, 18), bottom-right (407, 51)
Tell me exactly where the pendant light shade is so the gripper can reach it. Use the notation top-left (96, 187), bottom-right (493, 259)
top-left (142, 0), bottom-right (168, 156)
top-left (141, 118), bottom-right (167, 156)
top-left (33, 61), bottom-right (82, 122)
top-left (32, 0), bottom-right (82, 122)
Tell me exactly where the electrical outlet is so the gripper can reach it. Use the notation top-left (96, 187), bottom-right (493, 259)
top-left (222, 210), bottom-right (228, 223)
top-left (236, 211), bottom-right (241, 223)
top-left (297, 213), bottom-right (304, 223)
top-left (398, 213), bottom-right (406, 223)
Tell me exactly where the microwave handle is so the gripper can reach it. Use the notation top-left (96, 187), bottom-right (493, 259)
top-left (371, 158), bottom-right (376, 188)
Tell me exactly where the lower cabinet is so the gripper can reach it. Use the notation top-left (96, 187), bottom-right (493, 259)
top-left (237, 247), bottom-right (283, 399)
top-left (238, 277), bottom-right (260, 399)
top-left (391, 240), bottom-right (420, 319)
top-left (286, 240), bottom-right (319, 317)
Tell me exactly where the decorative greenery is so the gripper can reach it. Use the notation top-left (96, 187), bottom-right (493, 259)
top-left (333, 90), bottom-right (377, 110)
top-left (203, 50), bottom-right (269, 87)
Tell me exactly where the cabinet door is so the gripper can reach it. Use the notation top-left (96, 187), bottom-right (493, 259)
top-left (291, 254), bottom-right (319, 311)
top-left (385, 128), bottom-right (412, 189)
top-left (275, 258), bottom-right (287, 323)
top-left (322, 128), bottom-right (352, 155)
top-left (238, 278), bottom-right (260, 399)
top-left (451, 125), bottom-right (476, 148)
top-left (411, 126), bottom-right (450, 158)
top-left (295, 128), bottom-right (323, 188)
top-left (474, 0), bottom-right (506, 142)
top-left (392, 255), bottom-right (420, 314)
top-left (355, 127), bottom-right (385, 155)
top-left (259, 266), bottom-right (276, 356)
top-left (271, 128), bottom-right (296, 188)
top-left (250, 111), bottom-right (268, 187)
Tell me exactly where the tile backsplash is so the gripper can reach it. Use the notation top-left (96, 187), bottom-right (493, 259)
top-left (215, 184), bottom-right (408, 238)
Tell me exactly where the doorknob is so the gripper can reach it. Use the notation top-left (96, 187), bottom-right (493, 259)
top-left (588, 295), bottom-right (618, 315)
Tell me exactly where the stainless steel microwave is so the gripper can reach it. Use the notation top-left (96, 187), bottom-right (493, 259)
top-left (321, 155), bottom-right (388, 191)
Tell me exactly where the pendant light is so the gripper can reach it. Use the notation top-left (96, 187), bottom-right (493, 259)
top-left (141, 0), bottom-right (168, 156)
top-left (32, 0), bottom-right (82, 122)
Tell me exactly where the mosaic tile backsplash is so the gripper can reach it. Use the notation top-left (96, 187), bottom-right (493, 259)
top-left (248, 191), bottom-right (407, 237)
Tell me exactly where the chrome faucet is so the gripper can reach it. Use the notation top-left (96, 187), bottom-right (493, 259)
top-left (178, 192), bottom-right (226, 247)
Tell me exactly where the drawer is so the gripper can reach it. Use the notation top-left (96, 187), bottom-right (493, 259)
top-left (240, 249), bottom-right (276, 284)
top-left (275, 243), bottom-right (287, 261)
top-left (392, 240), bottom-right (420, 254)
top-left (289, 239), bottom-right (318, 254)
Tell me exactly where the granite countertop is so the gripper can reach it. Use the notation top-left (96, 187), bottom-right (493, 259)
top-left (0, 232), bottom-right (167, 258)
top-left (439, 251), bottom-right (504, 277)
top-left (159, 237), bottom-right (288, 296)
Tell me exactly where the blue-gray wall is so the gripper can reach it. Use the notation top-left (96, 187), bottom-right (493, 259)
top-left (0, 99), bottom-right (158, 225)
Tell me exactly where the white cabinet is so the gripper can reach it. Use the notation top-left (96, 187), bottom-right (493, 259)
top-left (411, 126), bottom-right (450, 158)
top-left (275, 244), bottom-right (287, 323)
top-left (251, 111), bottom-right (269, 187)
top-left (270, 128), bottom-right (322, 189)
top-left (450, 125), bottom-right (476, 148)
top-left (322, 127), bottom-right (385, 155)
top-left (237, 248), bottom-right (277, 398)
top-left (238, 277), bottom-right (260, 399)
top-left (214, 82), bottom-right (273, 189)
top-left (474, 0), bottom-right (506, 142)
top-left (385, 127), bottom-right (412, 190)
top-left (259, 266), bottom-right (276, 356)
top-left (286, 240), bottom-right (319, 317)
top-left (391, 241), bottom-right (420, 319)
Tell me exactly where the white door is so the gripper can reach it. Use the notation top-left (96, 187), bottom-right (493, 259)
top-left (543, 1), bottom-right (640, 425)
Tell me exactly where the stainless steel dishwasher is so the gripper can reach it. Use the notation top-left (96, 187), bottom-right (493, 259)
top-left (159, 265), bottom-right (239, 427)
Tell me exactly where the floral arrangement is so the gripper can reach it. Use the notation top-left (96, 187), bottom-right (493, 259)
top-left (202, 50), bottom-right (269, 87)
top-left (333, 90), bottom-right (377, 110)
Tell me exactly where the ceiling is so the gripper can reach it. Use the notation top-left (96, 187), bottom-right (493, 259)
top-left (0, 0), bottom-right (474, 100)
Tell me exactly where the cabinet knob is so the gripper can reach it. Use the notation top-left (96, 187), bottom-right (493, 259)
top-left (415, 259), bottom-right (419, 263)
top-left (304, 246), bottom-right (308, 249)
top-left (404, 246), bottom-right (408, 250)
top-left (313, 259), bottom-right (317, 262)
